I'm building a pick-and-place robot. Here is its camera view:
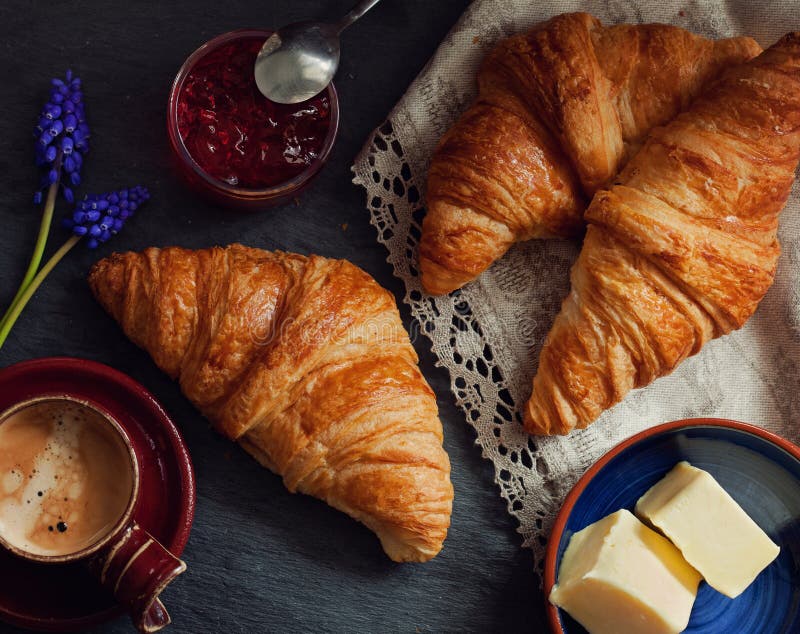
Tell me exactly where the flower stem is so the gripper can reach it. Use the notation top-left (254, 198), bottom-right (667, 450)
top-left (1, 153), bottom-right (62, 326)
top-left (0, 235), bottom-right (80, 351)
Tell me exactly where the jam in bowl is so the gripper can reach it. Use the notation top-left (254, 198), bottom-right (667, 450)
top-left (167, 29), bottom-right (339, 210)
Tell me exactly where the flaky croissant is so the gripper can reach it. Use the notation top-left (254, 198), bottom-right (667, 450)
top-left (419, 12), bottom-right (761, 294)
top-left (88, 245), bottom-right (453, 562)
top-left (525, 33), bottom-right (800, 435)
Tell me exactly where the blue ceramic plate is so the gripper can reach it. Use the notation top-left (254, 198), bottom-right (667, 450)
top-left (544, 418), bottom-right (800, 634)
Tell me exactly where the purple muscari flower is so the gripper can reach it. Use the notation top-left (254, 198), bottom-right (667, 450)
top-left (33, 70), bottom-right (89, 204)
top-left (62, 186), bottom-right (149, 249)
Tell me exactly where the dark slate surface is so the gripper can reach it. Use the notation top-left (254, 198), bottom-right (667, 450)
top-left (0, 1), bottom-right (546, 632)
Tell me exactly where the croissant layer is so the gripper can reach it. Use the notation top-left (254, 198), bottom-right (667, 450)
top-left (89, 244), bottom-right (453, 562)
top-left (525, 33), bottom-right (800, 435)
top-left (420, 12), bottom-right (761, 294)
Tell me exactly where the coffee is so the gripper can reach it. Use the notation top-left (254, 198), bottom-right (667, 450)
top-left (0, 399), bottom-right (135, 558)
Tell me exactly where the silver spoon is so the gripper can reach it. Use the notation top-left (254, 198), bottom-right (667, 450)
top-left (254, 0), bottom-right (383, 104)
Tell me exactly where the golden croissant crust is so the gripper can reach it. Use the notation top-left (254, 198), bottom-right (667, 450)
top-left (525, 33), bottom-right (800, 435)
top-left (419, 12), bottom-right (762, 294)
top-left (88, 245), bottom-right (453, 562)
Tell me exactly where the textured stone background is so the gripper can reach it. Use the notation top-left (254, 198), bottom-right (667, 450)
top-left (0, 1), bottom-right (543, 632)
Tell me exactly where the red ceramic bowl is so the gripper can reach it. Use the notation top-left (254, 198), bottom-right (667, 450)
top-left (167, 29), bottom-right (340, 211)
top-left (544, 418), bottom-right (800, 634)
top-left (0, 357), bottom-right (195, 632)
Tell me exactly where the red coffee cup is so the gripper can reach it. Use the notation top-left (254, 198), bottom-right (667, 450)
top-left (0, 395), bottom-right (186, 633)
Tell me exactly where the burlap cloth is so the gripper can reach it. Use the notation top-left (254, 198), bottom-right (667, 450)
top-left (352, 0), bottom-right (800, 571)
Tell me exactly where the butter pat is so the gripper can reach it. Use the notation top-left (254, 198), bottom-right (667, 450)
top-left (635, 461), bottom-right (780, 598)
top-left (549, 509), bottom-right (701, 634)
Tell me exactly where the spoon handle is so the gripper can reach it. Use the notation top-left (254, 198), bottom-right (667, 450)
top-left (336, 0), bottom-right (382, 33)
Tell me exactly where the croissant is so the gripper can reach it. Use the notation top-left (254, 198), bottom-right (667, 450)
top-left (88, 245), bottom-right (453, 562)
top-left (419, 12), bottom-right (762, 295)
top-left (524, 33), bottom-right (800, 435)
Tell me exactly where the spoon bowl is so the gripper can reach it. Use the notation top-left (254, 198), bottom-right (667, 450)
top-left (255, 22), bottom-right (340, 105)
top-left (254, 0), bottom-right (382, 104)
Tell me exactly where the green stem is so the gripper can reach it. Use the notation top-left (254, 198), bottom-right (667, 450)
top-left (0, 235), bottom-right (80, 351)
top-left (0, 153), bottom-right (62, 327)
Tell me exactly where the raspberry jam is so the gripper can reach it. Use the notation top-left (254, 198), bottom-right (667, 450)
top-left (176, 36), bottom-right (331, 189)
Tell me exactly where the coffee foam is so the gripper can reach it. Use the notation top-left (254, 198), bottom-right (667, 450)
top-left (0, 400), bottom-right (134, 557)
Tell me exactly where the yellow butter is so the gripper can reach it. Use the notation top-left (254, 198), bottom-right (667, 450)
top-left (549, 509), bottom-right (701, 634)
top-left (635, 461), bottom-right (780, 598)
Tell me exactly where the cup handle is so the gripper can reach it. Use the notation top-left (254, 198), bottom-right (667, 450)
top-left (87, 522), bottom-right (187, 633)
